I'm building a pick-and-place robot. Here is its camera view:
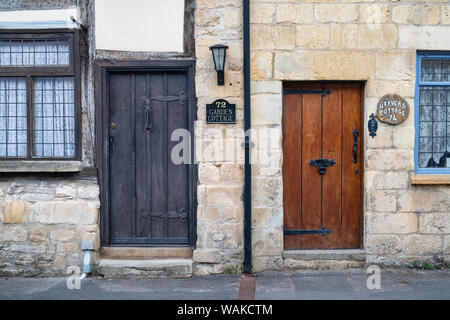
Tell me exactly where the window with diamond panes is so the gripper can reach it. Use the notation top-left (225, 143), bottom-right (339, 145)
top-left (0, 31), bottom-right (79, 159)
top-left (417, 55), bottom-right (450, 171)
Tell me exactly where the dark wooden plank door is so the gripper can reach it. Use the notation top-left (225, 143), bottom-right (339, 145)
top-left (108, 71), bottom-right (191, 245)
top-left (283, 83), bottom-right (363, 249)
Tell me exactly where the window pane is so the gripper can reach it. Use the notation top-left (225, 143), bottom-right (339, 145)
top-left (418, 86), bottom-right (450, 168)
top-left (0, 77), bottom-right (27, 157)
top-left (421, 59), bottom-right (450, 82)
top-left (33, 77), bottom-right (75, 158)
top-left (0, 39), bottom-right (70, 67)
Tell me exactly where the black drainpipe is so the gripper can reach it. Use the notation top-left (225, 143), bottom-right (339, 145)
top-left (243, 0), bottom-right (252, 274)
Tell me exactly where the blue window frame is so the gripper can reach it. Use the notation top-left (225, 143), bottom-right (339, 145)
top-left (415, 52), bottom-right (450, 174)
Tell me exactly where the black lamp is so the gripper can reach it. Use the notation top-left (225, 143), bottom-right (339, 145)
top-left (209, 44), bottom-right (228, 85)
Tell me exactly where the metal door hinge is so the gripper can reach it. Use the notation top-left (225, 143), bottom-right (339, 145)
top-left (143, 92), bottom-right (186, 105)
top-left (284, 227), bottom-right (332, 237)
top-left (284, 88), bottom-right (332, 96)
top-left (142, 209), bottom-right (187, 222)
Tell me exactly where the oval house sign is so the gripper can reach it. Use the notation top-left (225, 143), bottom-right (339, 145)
top-left (376, 93), bottom-right (409, 125)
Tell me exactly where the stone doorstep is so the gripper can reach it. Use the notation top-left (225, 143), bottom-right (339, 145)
top-left (95, 259), bottom-right (193, 278)
top-left (282, 249), bottom-right (366, 262)
top-left (100, 247), bottom-right (193, 260)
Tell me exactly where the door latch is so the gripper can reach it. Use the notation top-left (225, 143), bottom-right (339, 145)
top-left (353, 129), bottom-right (359, 163)
top-left (109, 136), bottom-right (114, 152)
top-left (144, 106), bottom-right (152, 134)
top-left (143, 97), bottom-right (153, 134)
top-left (308, 158), bottom-right (336, 175)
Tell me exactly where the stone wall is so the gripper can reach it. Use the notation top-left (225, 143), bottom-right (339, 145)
top-left (0, 0), bottom-right (244, 277)
top-left (2, 0), bottom-right (450, 277)
top-left (0, 0), bottom-right (99, 276)
top-left (0, 175), bottom-right (100, 276)
top-left (250, 0), bottom-right (450, 270)
top-left (193, 0), bottom-right (246, 274)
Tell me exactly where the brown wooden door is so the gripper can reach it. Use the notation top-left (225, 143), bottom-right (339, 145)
top-left (283, 83), bottom-right (363, 249)
top-left (107, 71), bottom-right (192, 245)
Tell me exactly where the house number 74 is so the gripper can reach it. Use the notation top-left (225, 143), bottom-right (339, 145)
top-left (387, 114), bottom-right (398, 121)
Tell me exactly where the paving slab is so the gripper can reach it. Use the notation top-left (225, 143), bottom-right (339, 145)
top-left (255, 269), bottom-right (450, 300)
top-left (0, 275), bottom-right (241, 300)
top-left (1, 269), bottom-right (450, 300)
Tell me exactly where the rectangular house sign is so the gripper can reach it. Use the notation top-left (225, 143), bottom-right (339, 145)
top-left (206, 99), bottom-right (236, 124)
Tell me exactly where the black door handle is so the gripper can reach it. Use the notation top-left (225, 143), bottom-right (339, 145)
top-left (309, 158), bottom-right (336, 175)
top-left (353, 129), bottom-right (359, 163)
top-left (144, 105), bottom-right (152, 133)
top-left (109, 136), bottom-right (114, 152)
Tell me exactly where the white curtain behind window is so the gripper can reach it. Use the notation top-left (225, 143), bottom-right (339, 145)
top-left (0, 39), bottom-right (69, 66)
top-left (34, 77), bottom-right (74, 158)
top-left (418, 59), bottom-right (450, 168)
top-left (0, 77), bottom-right (27, 157)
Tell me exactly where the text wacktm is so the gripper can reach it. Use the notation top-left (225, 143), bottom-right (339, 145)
top-left (177, 304), bottom-right (273, 318)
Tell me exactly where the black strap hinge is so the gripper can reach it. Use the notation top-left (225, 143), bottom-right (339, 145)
top-left (284, 226), bottom-right (332, 237)
top-left (284, 88), bottom-right (332, 96)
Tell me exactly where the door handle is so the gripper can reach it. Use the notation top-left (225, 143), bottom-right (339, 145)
top-left (109, 136), bottom-right (114, 152)
top-left (353, 129), bottom-right (359, 163)
top-left (144, 105), bottom-right (152, 133)
top-left (308, 158), bottom-right (336, 175)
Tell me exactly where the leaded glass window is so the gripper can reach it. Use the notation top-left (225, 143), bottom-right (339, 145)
top-left (0, 31), bottom-right (79, 159)
top-left (34, 78), bottom-right (75, 158)
top-left (0, 39), bottom-right (70, 66)
top-left (0, 78), bottom-right (27, 157)
top-left (416, 54), bottom-right (450, 171)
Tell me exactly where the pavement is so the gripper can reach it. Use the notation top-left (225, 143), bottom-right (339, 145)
top-left (1, 268), bottom-right (450, 300)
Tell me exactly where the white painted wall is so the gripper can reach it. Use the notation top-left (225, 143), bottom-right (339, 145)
top-left (95, 0), bottom-right (185, 52)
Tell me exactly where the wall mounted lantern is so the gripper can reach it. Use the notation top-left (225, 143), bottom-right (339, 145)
top-left (209, 44), bottom-right (228, 85)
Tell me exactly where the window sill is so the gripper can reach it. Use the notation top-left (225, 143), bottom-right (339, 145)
top-left (0, 160), bottom-right (82, 173)
top-left (411, 173), bottom-right (450, 185)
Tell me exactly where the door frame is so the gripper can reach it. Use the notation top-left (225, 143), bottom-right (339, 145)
top-left (95, 60), bottom-right (197, 247)
top-left (282, 81), bottom-right (365, 249)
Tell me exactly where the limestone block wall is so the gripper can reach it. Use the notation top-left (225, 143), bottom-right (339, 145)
top-left (2, 0), bottom-right (450, 278)
top-left (250, 0), bottom-right (450, 270)
top-left (0, 177), bottom-right (100, 276)
top-left (193, 0), bottom-right (246, 274)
